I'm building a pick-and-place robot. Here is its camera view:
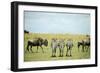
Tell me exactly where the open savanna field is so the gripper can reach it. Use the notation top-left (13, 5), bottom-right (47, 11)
top-left (24, 33), bottom-right (90, 62)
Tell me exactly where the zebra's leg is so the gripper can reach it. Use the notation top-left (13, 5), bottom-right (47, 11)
top-left (40, 46), bottom-right (44, 53)
top-left (52, 48), bottom-right (54, 57)
top-left (66, 47), bottom-right (69, 56)
top-left (61, 49), bottom-right (63, 57)
top-left (59, 48), bottom-right (62, 57)
top-left (54, 48), bottom-right (56, 57)
top-left (70, 48), bottom-right (72, 57)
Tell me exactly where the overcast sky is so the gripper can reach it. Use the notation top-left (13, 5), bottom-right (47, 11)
top-left (24, 11), bottom-right (90, 35)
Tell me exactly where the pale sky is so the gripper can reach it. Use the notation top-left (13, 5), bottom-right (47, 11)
top-left (24, 11), bottom-right (90, 35)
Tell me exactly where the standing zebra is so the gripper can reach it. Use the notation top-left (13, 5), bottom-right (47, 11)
top-left (66, 39), bottom-right (73, 57)
top-left (51, 38), bottom-right (65, 57)
top-left (57, 39), bottom-right (65, 57)
top-left (51, 38), bottom-right (58, 57)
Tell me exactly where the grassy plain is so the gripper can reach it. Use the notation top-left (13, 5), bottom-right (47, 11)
top-left (24, 33), bottom-right (90, 62)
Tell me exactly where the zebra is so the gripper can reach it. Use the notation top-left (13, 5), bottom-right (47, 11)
top-left (51, 38), bottom-right (58, 57)
top-left (66, 39), bottom-right (73, 57)
top-left (57, 39), bottom-right (65, 57)
top-left (51, 38), bottom-right (65, 57)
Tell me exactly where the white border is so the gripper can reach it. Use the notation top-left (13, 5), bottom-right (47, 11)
top-left (18, 5), bottom-right (96, 68)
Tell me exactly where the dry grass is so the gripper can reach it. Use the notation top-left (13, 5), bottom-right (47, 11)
top-left (24, 33), bottom-right (90, 62)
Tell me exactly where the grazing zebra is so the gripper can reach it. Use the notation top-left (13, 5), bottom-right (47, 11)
top-left (26, 38), bottom-right (48, 53)
top-left (66, 39), bottom-right (73, 57)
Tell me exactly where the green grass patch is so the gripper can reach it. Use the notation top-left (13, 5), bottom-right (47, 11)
top-left (24, 33), bottom-right (90, 62)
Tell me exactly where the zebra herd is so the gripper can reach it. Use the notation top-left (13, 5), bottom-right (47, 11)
top-left (26, 37), bottom-right (90, 57)
top-left (51, 38), bottom-right (73, 57)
